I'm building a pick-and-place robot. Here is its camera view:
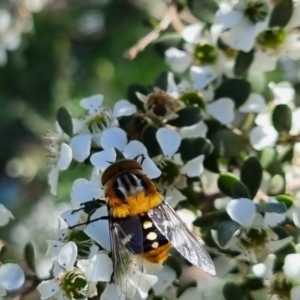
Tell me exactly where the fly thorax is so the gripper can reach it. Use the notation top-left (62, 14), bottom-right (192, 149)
top-left (113, 172), bottom-right (148, 200)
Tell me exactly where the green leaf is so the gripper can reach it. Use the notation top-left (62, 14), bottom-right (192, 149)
top-left (154, 33), bottom-right (184, 58)
top-left (275, 194), bottom-right (294, 209)
top-left (56, 107), bottom-right (73, 137)
top-left (241, 156), bottom-right (263, 199)
top-left (232, 181), bottom-right (250, 199)
top-left (256, 202), bottom-right (286, 214)
top-left (214, 79), bottom-right (251, 108)
top-left (217, 172), bottom-right (240, 197)
top-left (141, 124), bottom-right (161, 157)
top-left (154, 72), bottom-right (170, 91)
top-left (193, 210), bottom-right (229, 228)
top-left (203, 154), bottom-right (220, 173)
top-left (234, 50), bottom-right (255, 78)
top-left (269, 0), bottom-right (293, 27)
top-left (268, 174), bottom-right (286, 195)
top-left (127, 84), bottom-right (150, 110)
top-left (223, 282), bottom-right (245, 300)
top-left (217, 220), bottom-right (240, 247)
top-left (211, 129), bottom-right (247, 157)
top-left (280, 146), bottom-right (294, 163)
top-left (165, 256), bottom-right (182, 278)
top-left (167, 106), bottom-right (202, 127)
top-left (179, 137), bottom-right (213, 161)
top-left (258, 147), bottom-right (277, 169)
top-left (187, 0), bottom-right (219, 23)
top-left (24, 242), bottom-right (36, 273)
top-left (272, 104), bottom-right (292, 134)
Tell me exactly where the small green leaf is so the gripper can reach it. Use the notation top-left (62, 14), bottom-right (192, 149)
top-left (187, 0), bottom-right (219, 23)
top-left (57, 107), bottom-right (73, 137)
top-left (232, 181), bottom-right (250, 199)
top-left (244, 275), bottom-right (265, 290)
top-left (24, 242), bottom-right (36, 273)
top-left (193, 210), bottom-right (229, 228)
top-left (234, 50), bottom-right (255, 78)
top-left (217, 220), bottom-right (240, 247)
top-left (141, 124), bottom-right (161, 157)
top-left (167, 107), bottom-right (202, 127)
top-left (203, 154), bottom-right (220, 173)
top-left (154, 33), bottom-right (184, 58)
top-left (275, 194), bottom-right (294, 209)
top-left (269, 0), bottom-right (293, 27)
top-left (214, 79), bottom-right (251, 108)
top-left (179, 137), bottom-right (213, 161)
top-left (217, 172), bottom-right (240, 197)
top-left (280, 146), bottom-right (294, 163)
top-left (241, 157), bottom-right (263, 199)
top-left (256, 202), bottom-right (286, 214)
top-left (127, 84), bottom-right (150, 110)
top-left (258, 147), bottom-right (277, 169)
top-left (272, 104), bottom-right (292, 134)
top-left (268, 174), bottom-right (286, 195)
top-left (165, 256), bottom-right (182, 278)
top-left (154, 72), bottom-right (170, 91)
top-left (211, 129), bottom-right (247, 157)
top-left (223, 282), bottom-right (245, 300)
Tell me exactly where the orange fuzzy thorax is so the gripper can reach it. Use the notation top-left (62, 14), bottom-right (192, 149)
top-left (105, 173), bottom-right (163, 218)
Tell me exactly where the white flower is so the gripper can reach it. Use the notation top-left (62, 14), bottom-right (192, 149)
top-left (207, 98), bottom-right (235, 124)
top-left (0, 204), bottom-right (14, 227)
top-left (238, 93), bottom-right (267, 113)
top-left (165, 47), bottom-right (193, 73)
top-left (155, 127), bottom-right (204, 207)
top-left (38, 242), bottom-right (112, 300)
top-left (70, 95), bottom-right (136, 162)
top-left (0, 263), bottom-right (25, 293)
top-left (45, 123), bottom-right (72, 196)
top-left (213, 0), bottom-right (271, 52)
top-left (252, 254), bottom-right (276, 279)
top-left (283, 253), bottom-right (300, 279)
top-left (212, 198), bottom-right (290, 263)
top-left (249, 125), bottom-right (279, 150)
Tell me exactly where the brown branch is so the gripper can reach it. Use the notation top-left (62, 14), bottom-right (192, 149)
top-left (124, 1), bottom-right (176, 60)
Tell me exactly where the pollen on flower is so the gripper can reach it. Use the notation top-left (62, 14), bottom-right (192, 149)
top-left (244, 0), bottom-right (269, 24)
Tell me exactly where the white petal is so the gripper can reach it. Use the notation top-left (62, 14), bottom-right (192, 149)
top-left (165, 187), bottom-right (186, 208)
top-left (57, 143), bottom-right (72, 170)
top-left (208, 98), bottom-right (235, 124)
top-left (214, 256), bottom-right (236, 277)
top-left (113, 100), bottom-right (137, 118)
top-left (123, 140), bottom-right (148, 159)
top-left (137, 272), bottom-right (158, 299)
top-left (190, 66), bottom-right (217, 90)
top-left (249, 126), bottom-right (279, 150)
top-left (250, 50), bottom-right (277, 72)
top-left (48, 167), bottom-right (59, 196)
top-left (84, 207), bottom-right (111, 251)
top-left (71, 178), bottom-right (103, 204)
top-left (181, 155), bottom-right (204, 177)
top-left (90, 148), bottom-right (116, 171)
top-left (0, 204), bottom-right (14, 227)
top-left (80, 94), bottom-right (104, 114)
top-left (100, 284), bottom-right (125, 300)
top-left (165, 48), bottom-right (192, 73)
top-left (0, 263), bottom-right (25, 291)
top-left (267, 236), bottom-right (293, 252)
top-left (176, 209), bottom-right (196, 231)
top-left (85, 253), bottom-right (113, 282)
top-left (60, 210), bottom-right (81, 228)
top-left (70, 135), bottom-right (92, 162)
top-left (227, 18), bottom-right (256, 52)
top-left (182, 23), bottom-right (204, 44)
top-left (215, 8), bottom-right (243, 30)
top-left (45, 240), bottom-right (65, 257)
top-left (152, 265), bottom-right (176, 294)
top-left (58, 242), bottom-right (78, 269)
top-left (142, 157), bottom-right (161, 179)
top-left (166, 72), bottom-right (179, 98)
top-left (284, 32), bottom-right (300, 60)
top-left (37, 280), bottom-right (60, 299)
top-left (156, 128), bottom-right (181, 157)
top-left (284, 253), bottom-right (300, 278)
top-left (100, 128), bottom-right (127, 151)
top-left (291, 285), bottom-right (300, 300)
top-left (226, 198), bottom-right (256, 227)
top-left (252, 254), bottom-right (275, 280)
top-left (179, 121), bottom-right (208, 138)
top-left (293, 206), bottom-right (300, 228)
top-left (239, 93), bottom-right (267, 113)
top-left (268, 81), bottom-right (295, 104)
top-left (263, 212), bottom-right (286, 228)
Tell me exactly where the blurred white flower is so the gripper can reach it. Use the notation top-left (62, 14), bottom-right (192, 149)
top-left (0, 263), bottom-right (25, 293)
top-left (0, 204), bottom-right (14, 227)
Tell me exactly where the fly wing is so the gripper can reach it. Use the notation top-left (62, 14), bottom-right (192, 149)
top-left (109, 218), bottom-right (144, 300)
top-left (148, 201), bottom-right (216, 276)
